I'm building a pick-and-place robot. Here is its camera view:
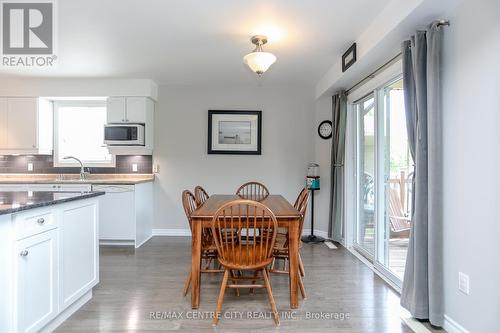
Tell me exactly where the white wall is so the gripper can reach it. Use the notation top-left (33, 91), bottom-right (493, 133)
top-left (311, 0), bottom-right (500, 331)
top-left (311, 96), bottom-right (332, 234)
top-left (153, 85), bottom-right (314, 231)
top-left (442, 0), bottom-right (500, 331)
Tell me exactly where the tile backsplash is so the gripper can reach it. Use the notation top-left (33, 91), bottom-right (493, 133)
top-left (0, 155), bottom-right (152, 174)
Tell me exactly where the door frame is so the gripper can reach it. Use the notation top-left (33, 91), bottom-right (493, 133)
top-left (352, 92), bottom-right (377, 260)
top-left (345, 59), bottom-right (405, 291)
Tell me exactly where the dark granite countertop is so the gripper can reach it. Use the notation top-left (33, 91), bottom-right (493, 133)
top-left (0, 191), bottom-right (105, 216)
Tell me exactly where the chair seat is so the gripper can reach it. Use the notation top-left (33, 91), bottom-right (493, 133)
top-left (273, 232), bottom-right (303, 251)
top-left (203, 229), bottom-right (238, 251)
top-left (218, 247), bottom-right (274, 270)
top-left (202, 243), bottom-right (218, 252)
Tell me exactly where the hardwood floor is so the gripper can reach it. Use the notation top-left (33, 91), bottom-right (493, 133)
top-left (56, 237), bottom-right (413, 332)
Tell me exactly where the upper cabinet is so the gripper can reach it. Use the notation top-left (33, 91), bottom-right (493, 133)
top-left (125, 97), bottom-right (150, 123)
top-left (106, 97), bottom-right (154, 155)
top-left (6, 98), bottom-right (38, 150)
top-left (106, 97), bottom-right (152, 124)
top-left (106, 97), bottom-right (126, 123)
top-left (0, 97), bottom-right (53, 155)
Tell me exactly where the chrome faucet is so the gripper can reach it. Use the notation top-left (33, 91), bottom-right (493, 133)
top-left (63, 156), bottom-right (90, 180)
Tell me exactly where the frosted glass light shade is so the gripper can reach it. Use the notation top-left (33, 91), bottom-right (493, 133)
top-left (243, 51), bottom-right (277, 75)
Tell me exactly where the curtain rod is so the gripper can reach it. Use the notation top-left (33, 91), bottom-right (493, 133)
top-left (345, 19), bottom-right (450, 96)
top-left (346, 53), bottom-right (401, 95)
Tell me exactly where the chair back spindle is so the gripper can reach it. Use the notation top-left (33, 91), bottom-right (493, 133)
top-left (212, 200), bottom-right (277, 270)
top-left (294, 188), bottom-right (310, 237)
top-left (182, 190), bottom-right (198, 231)
top-left (236, 181), bottom-right (270, 201)
top-left (194, 186), bottom-right (210, 206)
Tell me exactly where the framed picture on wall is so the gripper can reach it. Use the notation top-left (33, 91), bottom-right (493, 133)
top-left (208, 110), bottom-right (262, 155)
top-left (342, 43), bottom-right (357, 72)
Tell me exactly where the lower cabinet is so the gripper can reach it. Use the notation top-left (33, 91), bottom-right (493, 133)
top-left (59, 203), bottom-right (98, 309)
top-left (15, 230), bottom-right (59, 333)
top-left (1, 198), bottom-right (100, 333)
top-left (93, 182), bottom-right (153, 248)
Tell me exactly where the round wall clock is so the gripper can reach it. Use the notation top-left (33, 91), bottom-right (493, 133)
top-left (318, 120), bottom-right (333, 139)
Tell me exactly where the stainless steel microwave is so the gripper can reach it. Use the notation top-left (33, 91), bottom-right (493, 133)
top-left (104, 124), bottom-right (145, 146)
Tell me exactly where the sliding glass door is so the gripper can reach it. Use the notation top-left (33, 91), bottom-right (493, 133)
top-left (379, 77), bottom-right (412, 282)
top-left (354, 76), bottom-right (411, 286)
top-left (354, 94), bottom-right (376, 257)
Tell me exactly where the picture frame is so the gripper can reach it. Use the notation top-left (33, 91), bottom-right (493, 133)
top-left (207, 110), bottom-right (262, 155)
top-left (342, 43), bottom-right (357, 72)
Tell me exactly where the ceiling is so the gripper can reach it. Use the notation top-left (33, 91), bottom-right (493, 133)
top-left (0, 0), bottom-right (392, 86)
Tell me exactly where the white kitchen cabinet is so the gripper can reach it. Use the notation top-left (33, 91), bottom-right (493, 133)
top-left (94, 184), bottom-right (135, 241)
top-left (94, 182), bottom-right (153, 248)
top-left (106, 96), bottom-right (154, 155)
top-left (0, 197), bottom-right (100, 333)
top-left (0, 184), bottom-right (29, 191)
top-left (7, 98), bottom-right (38, 150)
top-left (0, 97), bottom-right (53, 155)
top-left (106, 97), bottom-right (126, 123)
top-left (59, 202), bottom-right (98, 310)
top-left (0, 184), bottom-right (92, 192)
top-left (57, 184), bottom-right (93, 192)
top-left (45, 184), bottom-right (92, 192)
top-left (106, 96), bottom-right (152, 123)
top-left (124, 97), bottom-right (149, 123)
top-left (15, 229), bottom-right (59, 333)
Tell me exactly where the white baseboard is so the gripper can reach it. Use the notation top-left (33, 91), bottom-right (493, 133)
top-left (99, 240), bottom-right (134, 246)
top-left (152, 228), bottom-right (191, 236)
top-left (152, 228), bottom-right (329, 238)
top-left (135, 234), bottom-right (153, 248)
top-left (40, 290), bottom-right (92, 333)
top-left (301, 229), bottom-right (329, 239)
top-left (401, 316), bottom-right (432, 333)
top-left (444, 314), bottom-right (469, 333)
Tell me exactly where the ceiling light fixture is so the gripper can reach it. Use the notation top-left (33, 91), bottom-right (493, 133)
top-left (243, 35), bottom-right (276, 75)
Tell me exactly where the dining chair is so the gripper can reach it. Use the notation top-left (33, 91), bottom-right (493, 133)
top-left (211, 199), bottom-right (280, 326)
top-left (194, 185), bottom-right (210, 206)
top-left (181, 190), bottom-right (221, 297)
top-left (270, 187), bottom-right (309, 298)
top-left (236, 181), bottom-right (270, 200)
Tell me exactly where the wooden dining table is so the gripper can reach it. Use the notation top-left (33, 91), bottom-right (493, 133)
top-left (189, 194), bottom-right (302, 309)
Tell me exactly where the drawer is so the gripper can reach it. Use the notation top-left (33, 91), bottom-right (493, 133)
top-left (14, 211), bottom-right (56, 240)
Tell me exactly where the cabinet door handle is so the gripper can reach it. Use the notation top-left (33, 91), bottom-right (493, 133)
top-left (37, 218), bottom-right (45, 224)
top-left (20, 250), bottom-right (29, 257)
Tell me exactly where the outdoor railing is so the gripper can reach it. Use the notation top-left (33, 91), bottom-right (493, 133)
top-left (388, 170), bottom-right (413, 216)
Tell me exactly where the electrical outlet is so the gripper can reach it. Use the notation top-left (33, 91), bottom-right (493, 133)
top-left (153, 164), bottom-right (160, 173)
top-left (27, 162), bottom-right (33, 171)
top-left (132, 163), bottom-right (138, 172)
top-left (458, 272), bottom-right (470, 295)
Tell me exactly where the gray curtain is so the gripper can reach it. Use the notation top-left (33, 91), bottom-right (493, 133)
top-left (328, 91), bottom-right (347, 241)
top-left (400, 23), bottom-right (444, 326)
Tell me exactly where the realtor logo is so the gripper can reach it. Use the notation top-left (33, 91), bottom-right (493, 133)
top-left (1, 0), bottom-right (56, 67)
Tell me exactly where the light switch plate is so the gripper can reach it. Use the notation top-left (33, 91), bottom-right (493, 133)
top-left (458, 272), bottom-right (470, 295)
top-left (132, 163), bottom-right (138, 172)
top-left (27, 163), bottom-right (33, 171)
top-left (153, 164), bottom-right (160, 173)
